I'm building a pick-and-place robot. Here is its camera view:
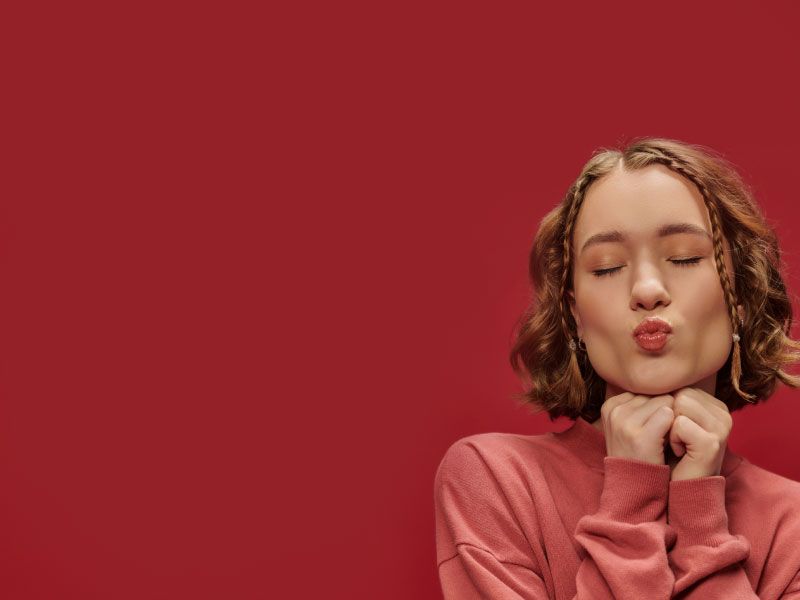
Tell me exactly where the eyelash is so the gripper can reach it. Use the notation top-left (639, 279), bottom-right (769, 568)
top-left (592, 257), bottom-right (703, 278)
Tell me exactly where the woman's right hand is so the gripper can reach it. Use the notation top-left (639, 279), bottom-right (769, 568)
top-left (600, 392), bottom-right (675, 466)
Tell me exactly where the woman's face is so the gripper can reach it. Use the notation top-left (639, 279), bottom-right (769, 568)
top-left (567, 162), bottom-right (743, 400)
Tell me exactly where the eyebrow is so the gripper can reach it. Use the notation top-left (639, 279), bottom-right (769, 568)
top-left (580, 222), bottom-right (712, 254)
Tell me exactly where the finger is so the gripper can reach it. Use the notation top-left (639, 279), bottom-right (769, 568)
top-left (600, 392), bottom-right (638, 428)
top-left (677, 386), bottom-right (729, 414)
top-left (670, 440), bottom-right (685, 457)
top-left (600, 392), bottom-right (636, 419)
top-left (665, 411), bottom-right (685, 457)
top-left (669, 415), bottom-right (685, 455)
top-left (675, 387), bottom-right (732, 428)
top-left (603, 396), bottom-right (652, 437)
top-left (626, 394), bottom-right (674, 429)
top-left (669, 414), bottom-right (711, 456)
top-left (673, 391), bottom-right (725, 435)
top-left (642, 404), bottom-right (675, 440)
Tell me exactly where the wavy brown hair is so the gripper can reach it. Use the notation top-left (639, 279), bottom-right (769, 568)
top-left (509, 137), bottom-right (800, 423)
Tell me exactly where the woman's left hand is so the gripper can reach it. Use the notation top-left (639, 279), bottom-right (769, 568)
top-left (667, 386), bottom-right (733, 482)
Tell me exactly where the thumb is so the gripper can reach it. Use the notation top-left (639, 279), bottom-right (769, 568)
top-left (669, 416), bottom-right (685, 457)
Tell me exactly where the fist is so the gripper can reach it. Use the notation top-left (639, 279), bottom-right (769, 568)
top-left (665, 387), bottom-right (732, 481)
top-left (600, 392), bottom-right (677, 467)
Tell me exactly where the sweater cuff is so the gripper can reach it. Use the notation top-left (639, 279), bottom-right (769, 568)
top-left (668, 476), bottom-right (732, 546)
top-left (598, 456), bottom-right (671, 524)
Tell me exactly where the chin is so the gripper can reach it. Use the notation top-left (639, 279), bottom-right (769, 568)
top-left (626, 382), bottom-right (681, 396)
top-left (609, 373), bottom-right (690, 397)
top-left (626, 361), bottom-right (697, 394)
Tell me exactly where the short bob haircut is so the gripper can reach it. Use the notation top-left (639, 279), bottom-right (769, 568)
top-left (509, 137), bottom-right (800, 424)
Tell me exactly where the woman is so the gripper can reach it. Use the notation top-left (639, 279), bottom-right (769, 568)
top-left (434, 138), bottom-right (800, 599)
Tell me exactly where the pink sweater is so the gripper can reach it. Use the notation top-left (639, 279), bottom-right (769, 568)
top-left (434, 416), bottom-right (800, 599)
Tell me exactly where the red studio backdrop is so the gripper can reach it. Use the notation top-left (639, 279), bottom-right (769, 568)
top-left (2, 1), bottom-right (799, 598)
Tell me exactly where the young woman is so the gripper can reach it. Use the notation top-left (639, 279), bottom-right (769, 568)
top-left (434, 138), bottom-right (800, 599)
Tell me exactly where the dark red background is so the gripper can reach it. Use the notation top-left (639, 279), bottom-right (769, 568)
top-left (2, 1), bottom-right (799, 598)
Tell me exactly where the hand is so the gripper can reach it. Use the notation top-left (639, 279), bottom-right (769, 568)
top-left (666, 386), bottom-right (732, 482)
top-left (601, 392), bottom-right (677, 466)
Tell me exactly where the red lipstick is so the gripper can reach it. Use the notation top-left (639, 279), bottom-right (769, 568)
top-left (633, 317), bottom-right (672, 352)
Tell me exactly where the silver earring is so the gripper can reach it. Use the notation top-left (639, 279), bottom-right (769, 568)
top-left (568, 336), bottom-right (586, 352)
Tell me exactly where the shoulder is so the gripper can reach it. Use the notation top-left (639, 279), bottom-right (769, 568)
top-left (730, 458), bottom-right (800, 523)
top-left (434, 431), bottom-right (555, 496)
top-left (436, 431), bottom-right (546, 471)
top-left (732, 458), bottom-right (800, 495)
top-left (438, 431), bottom-right (531, 463)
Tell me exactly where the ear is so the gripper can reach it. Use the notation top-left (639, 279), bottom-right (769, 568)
top-left (567, 289), bottom-right (583, 338)
top-left (737, 303), bottom-right (745, 324)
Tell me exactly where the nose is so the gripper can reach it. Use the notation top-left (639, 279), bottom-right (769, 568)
top-left (629, 263), bottom-right (671, 311)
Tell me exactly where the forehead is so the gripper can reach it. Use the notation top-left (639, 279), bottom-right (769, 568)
top-left (573, 163), bottom-right (712, 252)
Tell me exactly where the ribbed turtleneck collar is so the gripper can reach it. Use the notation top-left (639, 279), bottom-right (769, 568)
top-left (554, 416), bottom-right (743, 476)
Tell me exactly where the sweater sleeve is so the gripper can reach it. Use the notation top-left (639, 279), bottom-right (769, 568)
top-left (666, 476), bottom-right (758, 598)
top-left (434, 439), bottom-right (677, 599)
top-left (437, 545), bottom-right (550, 599)
top-left (571, 456), bottom-right (676, 599)
top-left (782, 568), bottom-right (800, 597)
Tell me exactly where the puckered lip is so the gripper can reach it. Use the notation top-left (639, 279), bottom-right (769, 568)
top-left (633, 317), bottom-right (673, 337)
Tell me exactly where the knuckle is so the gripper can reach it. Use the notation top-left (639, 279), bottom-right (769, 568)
top-left (704, 435), bottom-right (721, 452)
top-left (621, 421), bottom-right (638, 441)
top-left (653, 394), bottom-right (674, 407)
top-left (673, 395), bottom-right (689, 411)
top-left (606, 401), bottom-right (621, 419)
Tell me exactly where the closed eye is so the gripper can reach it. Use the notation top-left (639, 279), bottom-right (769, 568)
top-left (591, 257), bottom-right (703, 278)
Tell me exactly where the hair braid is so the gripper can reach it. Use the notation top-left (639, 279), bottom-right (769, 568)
top-left (555, 172), bottom-right (595, 404)
top-left (629, 147), bottom-right (756, 402)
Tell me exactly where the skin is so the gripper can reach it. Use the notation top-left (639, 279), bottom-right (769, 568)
top-left (566, 161), bottom-right (745, 481)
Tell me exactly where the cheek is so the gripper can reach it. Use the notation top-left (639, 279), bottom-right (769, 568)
top-left (685, 271), bottom-right (728, 317)
top-left (575, 291), bottom-right (621, 336)
top-left (680, 280), bottom-right (733, 352)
